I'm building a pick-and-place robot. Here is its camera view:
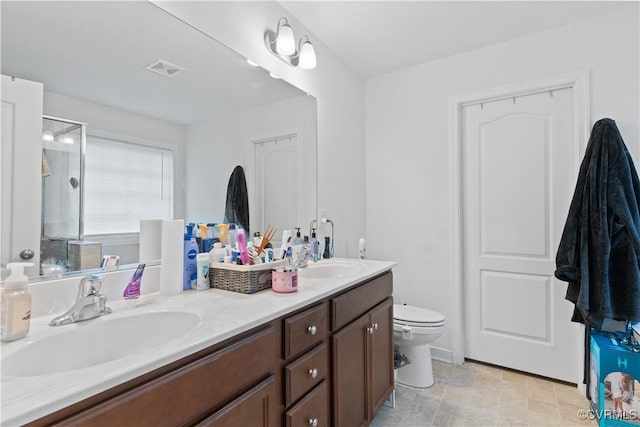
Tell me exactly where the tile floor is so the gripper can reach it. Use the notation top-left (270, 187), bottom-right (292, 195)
top-left (371, 360), bottom-right (597, 427)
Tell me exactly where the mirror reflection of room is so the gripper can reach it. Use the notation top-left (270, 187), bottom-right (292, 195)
top-left (0, 1), bottom-right (317, 279)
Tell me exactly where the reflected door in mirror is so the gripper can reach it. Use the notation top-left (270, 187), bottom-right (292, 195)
top-left (1, 76), bottom-right (43, 278)
top-left (253, 134), bottom-right (299, 243)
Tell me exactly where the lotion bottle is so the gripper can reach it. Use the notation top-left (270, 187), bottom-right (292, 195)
top-left (1, 262), bottom-right (33, 342)
top-left (183, 224), bottom-right (199, 291)
top-left (359, 238), bottom-right (366, 260)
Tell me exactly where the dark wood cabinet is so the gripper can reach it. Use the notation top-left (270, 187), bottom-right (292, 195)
top-left (29, 271), bottom-right (394, 427)
top-left (331, 273), bottom-right (394, 427)
top-left (332, 312), bottom-right (370, 427)
top-left (368, 298), bottom-right (394, 419)
top-left (39, 326), bottom-right (278, 427)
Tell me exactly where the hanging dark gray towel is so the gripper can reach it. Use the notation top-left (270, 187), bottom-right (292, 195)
top-left (555, 118), bottom-right (640, 326)
top-left (224, 165), bottom-right (250, 235)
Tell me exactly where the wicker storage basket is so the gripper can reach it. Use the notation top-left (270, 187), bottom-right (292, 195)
top-left (209, 260), bottom-right (286, 294)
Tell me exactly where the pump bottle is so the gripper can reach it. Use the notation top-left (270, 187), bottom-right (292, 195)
top-left (1, 262), bottom-right (33, 341)
top-left (291, 227), bottom-right (304, 264)
top-left (310, 228), bottom-right (319, 260)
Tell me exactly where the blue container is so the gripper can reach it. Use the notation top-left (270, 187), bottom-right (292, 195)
top-left (589, 330), bottom-right (640, 426)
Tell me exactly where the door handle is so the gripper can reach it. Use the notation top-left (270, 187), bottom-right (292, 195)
top-left (19, 249), bottom-right (35, 260)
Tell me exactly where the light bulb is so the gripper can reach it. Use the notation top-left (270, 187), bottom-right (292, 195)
top-left (42, 130), bottom-right (54, 141)
top-left (268, 72), bottom-right (281, 80)
top-left (298, 41), bottom-right (317, 70)
top-left (246, 59), bottom-right (258, 67)
top-left (276, 23), bottom-right (295, 55)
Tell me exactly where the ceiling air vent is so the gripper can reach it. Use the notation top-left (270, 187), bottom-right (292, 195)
top-left (145, 59), bottom-right (185, 77)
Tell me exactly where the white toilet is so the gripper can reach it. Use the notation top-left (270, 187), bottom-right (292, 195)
top-left (393, 304), bottom-right (445, 388)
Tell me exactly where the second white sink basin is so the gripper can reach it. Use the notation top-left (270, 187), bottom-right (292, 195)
top-left (298, 259), bottom-right (365, 279)
top-left (2, 311), bottom-right (200, 377)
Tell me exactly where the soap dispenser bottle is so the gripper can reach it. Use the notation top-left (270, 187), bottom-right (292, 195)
top-left (1, 262), bottom-right (33, 342)
top-left (310, 228), bottom-right (319, 260)
top-left (291, 227), bottom-right (304, 264)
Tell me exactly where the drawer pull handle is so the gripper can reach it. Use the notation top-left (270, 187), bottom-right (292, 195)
top-left (308, 368), bottom-right (318, 378)
top-left (307, 325), bottom-right (317, 335)
top-left (308, 418), bottom-right (318, 427)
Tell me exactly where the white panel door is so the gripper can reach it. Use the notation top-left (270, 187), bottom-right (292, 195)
top-left (1, 75), bottom-right (43, 277)
top-left (463, 88), bottom-right (581, 382)
top-left (253, 135), bottom-right (298, 241)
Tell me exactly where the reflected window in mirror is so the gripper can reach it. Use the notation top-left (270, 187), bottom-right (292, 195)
top-left (83, 135), bottom-right (175, 267)
top-left (85, 136), bottom-right (174, 234)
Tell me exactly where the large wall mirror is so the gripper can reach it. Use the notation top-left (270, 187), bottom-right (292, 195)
top-left (1, 1), bottom-right (317, 279)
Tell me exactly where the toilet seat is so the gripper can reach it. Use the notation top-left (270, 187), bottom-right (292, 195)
top-left (393, 304), bottom-right (445, 328)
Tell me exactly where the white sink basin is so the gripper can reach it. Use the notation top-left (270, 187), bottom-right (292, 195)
top-left (2, 311), bottom-right (200, 377)
top-left (298, 259), bottom-right (365, 279)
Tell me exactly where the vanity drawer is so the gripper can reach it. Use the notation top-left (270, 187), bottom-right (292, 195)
top-left (284, 302), bottom-right (329, 359)
top-left (331, 272), bottom-right (392, 330)
top-left (285, 342), bottom-right (329, 406)
top-left (56, 326), bottom-right (276, 426)
top-left (285, 380), bottom-right (329, 427)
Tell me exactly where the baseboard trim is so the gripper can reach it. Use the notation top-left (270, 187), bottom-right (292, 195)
top-left (431, 346), bottom-right (454, 364)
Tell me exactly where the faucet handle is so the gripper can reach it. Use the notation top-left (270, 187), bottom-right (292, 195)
top-left (78, 275), bottom-right (104, 298)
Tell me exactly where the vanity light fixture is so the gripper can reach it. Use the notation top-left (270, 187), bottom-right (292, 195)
top-left (246, 59), bottom-right (259, 67)
top-left (264, 17), bottom-right (317, 70)
top-left (268, 72), bottom-right (281, 80)
top-left (56, 134), bottom-right (74, 145)
top-left (42, 130), bottom-right (54, 142)
top-left (274, 17), bottom-right (295, 55)
top-left (297, 36), bottom-right (317, 70)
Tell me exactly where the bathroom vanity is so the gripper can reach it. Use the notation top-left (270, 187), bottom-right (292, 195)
top-left (1, 259), bottom-right (395, 427)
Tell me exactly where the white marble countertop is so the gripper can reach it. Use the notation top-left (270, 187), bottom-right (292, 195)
top-left (1, 258), bottom-right (395, 426)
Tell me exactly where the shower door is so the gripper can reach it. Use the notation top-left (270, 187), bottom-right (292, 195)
top-left (40, 116), bottom-right (86, 272)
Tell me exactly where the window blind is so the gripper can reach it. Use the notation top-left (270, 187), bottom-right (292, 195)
top-left (84, 136), bottom-right (173, 235)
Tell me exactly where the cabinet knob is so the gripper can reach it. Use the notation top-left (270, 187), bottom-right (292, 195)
top-left (308, 418), bottom-right (318, 427)
top-left (307, 325), bottom-right (317, 335)
top-left (373, 322), bottom-right (379, 331)
top-left (308, 368), bottom-right (318, 378)
top-left (367, 326), bottom-right (374, 335)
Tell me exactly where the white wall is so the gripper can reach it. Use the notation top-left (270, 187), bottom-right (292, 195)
top-left (184, 95), bottom-right (317, 236)
top-left (365, 6), bottom-right (639, 359)
top-left (43, 91), bottom-right (186, 219)
top-left (152, 1), bottom-right (366, 257)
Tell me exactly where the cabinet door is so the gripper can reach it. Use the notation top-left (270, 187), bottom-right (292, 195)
top-left (368, 298), bottom-right (394, 421)
top-left (197, 375), bottom-right (277, 427)
top-left (332, 313), bottom-right (369, 427)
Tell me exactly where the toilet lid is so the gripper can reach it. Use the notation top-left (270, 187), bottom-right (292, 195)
top-left (393, 304), bottom-right (445, 326)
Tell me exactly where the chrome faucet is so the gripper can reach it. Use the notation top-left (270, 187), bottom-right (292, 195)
top-left (49, 275), bottom-right (112, 326)
top-left (293, 245), bottom-right (316, 269)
